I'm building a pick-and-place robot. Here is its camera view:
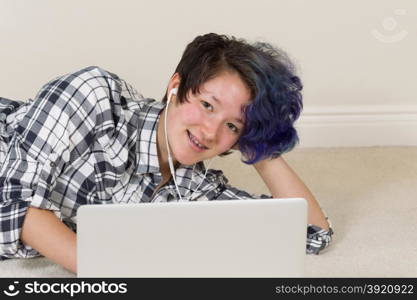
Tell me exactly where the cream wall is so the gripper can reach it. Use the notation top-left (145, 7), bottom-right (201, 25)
top-left (1, 0), bottom-right (416, 147)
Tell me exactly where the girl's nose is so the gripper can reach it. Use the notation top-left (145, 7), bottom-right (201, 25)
top-left (201, 116), bottom-right (221, 144)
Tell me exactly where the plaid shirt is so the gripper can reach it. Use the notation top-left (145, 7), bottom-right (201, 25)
top-left (0, 66), bottom-right (333, 260)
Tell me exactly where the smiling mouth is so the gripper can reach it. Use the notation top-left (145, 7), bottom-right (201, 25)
top-left (187, 130), bottom-right (209, 150)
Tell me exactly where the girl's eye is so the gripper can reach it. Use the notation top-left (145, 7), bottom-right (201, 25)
top-left (201, 101), bottom-right (213, 111)
top-left (227, 123), bottom-right (239, 133)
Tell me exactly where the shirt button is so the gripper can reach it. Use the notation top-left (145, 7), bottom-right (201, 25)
top-left (50, 162), bottom-right (56, 168)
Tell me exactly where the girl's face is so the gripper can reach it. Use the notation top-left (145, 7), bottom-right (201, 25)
top-left (164, 71), bottom-right (251, 165)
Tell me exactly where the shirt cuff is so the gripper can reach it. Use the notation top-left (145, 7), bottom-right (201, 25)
top-left (306, 222), bottom-right (334, 255)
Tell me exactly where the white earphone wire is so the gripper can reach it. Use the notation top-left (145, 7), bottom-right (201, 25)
top-left (164, 88), bottom-right (183, 201)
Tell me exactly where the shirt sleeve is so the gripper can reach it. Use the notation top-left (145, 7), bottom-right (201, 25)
top-left (0, 66), bottom-right (116, 259)
top-left (205, 169), bottom-right (334, 255)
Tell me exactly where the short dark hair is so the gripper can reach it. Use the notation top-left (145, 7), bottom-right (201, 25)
top-left (163, 33), bottom-right (303, 164)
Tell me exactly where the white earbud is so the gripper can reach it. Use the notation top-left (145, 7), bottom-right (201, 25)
top-left (167, 88), bottom-right (177, 104)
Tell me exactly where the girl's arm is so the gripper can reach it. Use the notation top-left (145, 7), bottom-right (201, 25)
top-left (21, 207), bottom-right (77, 274)
top-left (253, 156), bottom-right (330, 230)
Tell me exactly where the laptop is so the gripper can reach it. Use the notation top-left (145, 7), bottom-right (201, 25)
top-left (77, 198), bottom-right (307, 277)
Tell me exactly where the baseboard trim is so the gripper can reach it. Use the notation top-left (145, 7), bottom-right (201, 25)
top-left (295, 105), bottom-right (417, 147)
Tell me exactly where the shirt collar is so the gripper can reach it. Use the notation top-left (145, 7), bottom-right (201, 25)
top-left (177, 161), bottom-right (206, 177)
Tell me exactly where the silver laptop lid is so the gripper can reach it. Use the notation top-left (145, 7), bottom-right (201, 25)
top-left (77, 198), bottom-right (307, 277)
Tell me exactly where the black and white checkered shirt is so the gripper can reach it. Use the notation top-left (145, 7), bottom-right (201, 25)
top-left (0, 66), bottom-right (333, 260)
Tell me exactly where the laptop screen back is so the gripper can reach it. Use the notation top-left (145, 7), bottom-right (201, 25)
top-left (77, 198), bottom-right (307, 277)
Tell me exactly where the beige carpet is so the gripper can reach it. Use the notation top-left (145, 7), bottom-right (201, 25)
top-left (1, 146), bottom-right (416, 277)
